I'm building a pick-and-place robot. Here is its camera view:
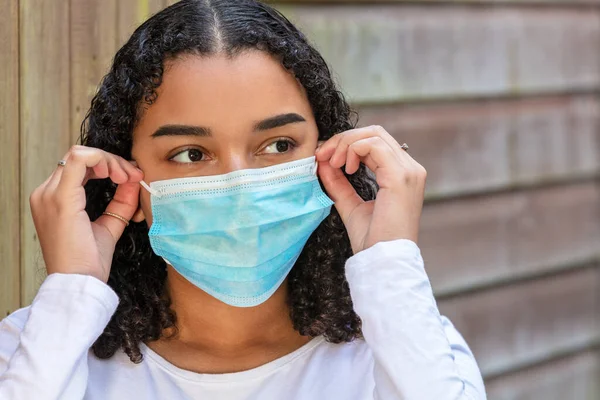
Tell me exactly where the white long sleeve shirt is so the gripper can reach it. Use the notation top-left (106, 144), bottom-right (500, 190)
top-left (0, 240), bottom-right (486, 399)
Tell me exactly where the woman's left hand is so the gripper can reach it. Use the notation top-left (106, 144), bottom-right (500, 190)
top-left (316, 125), bottom-right (427, 254)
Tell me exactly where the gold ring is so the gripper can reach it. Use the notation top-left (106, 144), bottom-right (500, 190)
top-left (400, 143), bottom-right (409, 151)
top-left (57, 160), bottom-right (67, 167)
top-left (102, 212), bottom-right (130, 226)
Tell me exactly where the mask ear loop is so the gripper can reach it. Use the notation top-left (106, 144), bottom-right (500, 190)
top-left (140, 180), bottom-right (161, 197)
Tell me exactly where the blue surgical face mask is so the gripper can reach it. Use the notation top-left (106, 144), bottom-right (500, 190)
top-left (140, 156), bottom-right (333, 307)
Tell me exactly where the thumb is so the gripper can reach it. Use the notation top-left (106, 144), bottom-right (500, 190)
top-left (95, 182), bottom-right (140, 241)
top-left (318, 161), bottom-right (363, 224)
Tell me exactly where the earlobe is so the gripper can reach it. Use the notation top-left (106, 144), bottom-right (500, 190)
top-left (131, 207), bottom-right (146, 223)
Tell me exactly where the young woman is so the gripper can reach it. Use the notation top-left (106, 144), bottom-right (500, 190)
top-left (0, 1), bottom-right (485, 399)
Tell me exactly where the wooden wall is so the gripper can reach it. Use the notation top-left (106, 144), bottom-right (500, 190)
top-left (0, 0), bottom-right (175, 313)
top-left (275, 2), bottom-right (600, 398)
top-left (0, 1), bottom-right (598, 398)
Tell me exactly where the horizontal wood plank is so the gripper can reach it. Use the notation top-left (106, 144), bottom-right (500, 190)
top-left (275, 5), bottom-right (600, 103)
top-left (357, 95), bottom-right (600, 198)
top-left (438, 267), bottom-right (600, 377)
top-left (420, 182), bottom-right (600, 295)
top-left (485, 350), bottom-right (600, 400)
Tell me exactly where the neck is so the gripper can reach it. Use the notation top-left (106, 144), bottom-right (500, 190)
top-left (162, 265), bottom-right (306, 357)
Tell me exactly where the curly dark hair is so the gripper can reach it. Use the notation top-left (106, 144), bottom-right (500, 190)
top-left (81, 0), bottom-right (377, 363)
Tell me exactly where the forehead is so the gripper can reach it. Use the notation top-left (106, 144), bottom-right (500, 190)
top-left (135, 51), bottom-right (312, 135)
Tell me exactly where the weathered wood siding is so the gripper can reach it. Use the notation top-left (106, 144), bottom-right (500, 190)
top-left (272, 2), bottom-right (600, 398)
top-left (0, 0), bottom-right (598, 398)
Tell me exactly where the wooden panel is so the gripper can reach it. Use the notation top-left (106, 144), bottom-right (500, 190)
top-left (0, 0), bottom-right (20, 317)
top-left (70, 0), bottom-right (118, 143)
top-left (420, 182), bottom-right (600, 296)
top-left (276, 6), bottom-right (600, 104)
top-left (485, 350), bottom-right (600, 400)
top-left (439, 267), bottom-right (600, 377)
top-left (272, 0), bottom-right (600, 4)
top-left (20, 0), bottom-right (72, 305)
top-left (357, 96), bottom-right (600, 198)
top-left (117, 0), bottom-right (167, 47)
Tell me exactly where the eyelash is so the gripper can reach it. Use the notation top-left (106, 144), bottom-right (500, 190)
top-left (168, 138), bottom-right (297, 164)
top-left (168, 147), bottom-right (207, 164)
top-left (260, 137), bottom-right (297, 154)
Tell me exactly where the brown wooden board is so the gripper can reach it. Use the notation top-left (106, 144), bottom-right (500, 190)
top-left (420, 182), bottom-right (600, 296)
top-left (70, 0), bottom-right (118, 144)
top-left (274, 5), bottom-right (600, 104)
top-left (438, 266), bottom-right (600, 377)
top-left (117, 0), bottom-right (168, 48)
top-left (485, 350), bottom-right (600, 400)
top-left (0, 0), bottom-right (21, 316)
top-left (19, 0), bottom-right (72, 305)
top-left (357, 95), bottom-right (600, 199)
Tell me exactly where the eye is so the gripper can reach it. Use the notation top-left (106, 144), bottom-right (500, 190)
top-left (262, 138), bottom-right (297, 155)
top-left (170, 148), bottom-right (206, 163)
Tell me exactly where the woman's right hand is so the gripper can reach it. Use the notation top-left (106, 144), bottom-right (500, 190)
top-left (29, 145), bottom-right (144, 283)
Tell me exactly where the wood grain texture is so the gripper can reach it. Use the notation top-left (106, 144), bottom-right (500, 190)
top-left (485, 350), bottom-right (600, 400)
top-left (2, 4), bottom-right (599, 398)
top-left (0, 0), bottom-right (21, 317)
top-left (275, 5), bottom-right (600, 104)
top-left (70, 0), bottom-right (118, 144)
top-left (421, 182), bottom-right (600, 296)
top-left (271, 0), bottom-right (600, 4)
top-left (439, 266), bottom-right (600, 377)
top-left (20, 0), bottom-right (72, 305)
top-left (117, 0), bottom-right (167, 48)
top-left (357, 95), bottom-right (600, 198)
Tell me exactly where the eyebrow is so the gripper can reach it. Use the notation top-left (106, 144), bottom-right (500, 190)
top-left (151, 113), bottom-right (306, 138)
top-left (151, 125), bottom-right (211, 138)
top-left (253, 113), bottom-right (306, 131)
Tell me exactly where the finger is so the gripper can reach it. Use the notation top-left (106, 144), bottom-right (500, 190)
top-left (330, 130), bottom-right (381, 169)
top-left (319, 126), bottom-right (399, 168)
top-left (315, 134), bottom-right (343, 162)
top-left (42, 150), bottom-right (74, 195)
top-left (345, 147), bottom-right (361, 175)
top-left (58, 148), bottom-right (127, 192)
top-left (365, 125), bottom-right (406, 153)
top-left (318, 161), bottom-right (363, 224)
top-left (86, 153), bottom-right (145, 184)
top-left (348, 136), bottom-right (395, 175)
top-left (81, 157), bottom-right (110, 186)
top-left (106, 156), bottom-right (129, 184)
top-left (116, 158), bottom-right (144, 182)
top-left (94, 182), bottom-right (140, 241)
top-left (87, 156), bottom-right (127, 186)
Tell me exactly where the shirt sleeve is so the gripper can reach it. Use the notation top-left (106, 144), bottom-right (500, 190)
top-left (345, 239), bottom-right (487, 400)
top-left (0, 273), bottom-right (119, 400)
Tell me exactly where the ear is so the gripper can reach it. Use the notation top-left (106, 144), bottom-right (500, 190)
top-left (131, 206), bottom-right (146, 223)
